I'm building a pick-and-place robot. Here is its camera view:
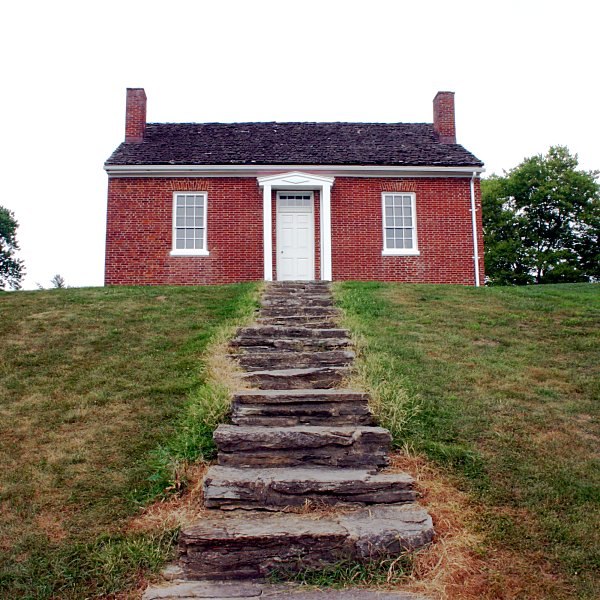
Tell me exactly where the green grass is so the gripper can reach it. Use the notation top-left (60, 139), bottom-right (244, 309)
top-left (0, 284), bottom-right (258, 599)
top-left (270, 554), bottom-right (414, 588)
top-left (334, 282), bottom-right (599, 599)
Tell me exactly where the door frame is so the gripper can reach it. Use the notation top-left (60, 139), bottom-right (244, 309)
top-left (276, 190), bottom-right (315, 281)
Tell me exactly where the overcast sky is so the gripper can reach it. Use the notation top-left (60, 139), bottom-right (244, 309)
top-left (1, 0), bottom-right (598, 289)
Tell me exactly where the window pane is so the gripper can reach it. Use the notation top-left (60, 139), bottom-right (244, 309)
top-left (384, 196), bottom-right (394, 207)
top-left (396, 238), bottom-right (405, 248)
top-left (176, 196), bottom-right (185, 207)
top-left (176, 239), bottom-right (184, 249)
top-left (176, 217), bottom-right (184, 226)
top-left (185, 217), bottom-right (194, 226)
top-left (405, 239), bottom-right (413, 249)
top-left (403, 197), bottom-right (411, 206)
top-left (176, 207), bottom-right (185, 216)
top-left (195, 217), bottom-right (203, 227)
top-left (385, 229), bottom-right (395, 248)
top-left (404, 206), bottom-right (412, 216)
top-left (176, 229), bottom-right (185, 239)
top-left (404, 217), bottom-right (412, 226)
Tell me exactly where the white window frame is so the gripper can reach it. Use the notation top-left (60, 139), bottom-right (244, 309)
top-left (170, 192), bottom-right (209, 256)
top-left (381, 192), bottom-right (420, 256)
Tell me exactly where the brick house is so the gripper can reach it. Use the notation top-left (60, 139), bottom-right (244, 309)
top-left (104, 89), bottom-right (484, 286)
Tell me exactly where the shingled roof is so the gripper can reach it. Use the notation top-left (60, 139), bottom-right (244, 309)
top-left (105, 122), bottom-right (483, 168)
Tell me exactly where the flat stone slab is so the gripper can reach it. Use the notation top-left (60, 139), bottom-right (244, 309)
top-left (256, 317), bottom-right (338, 329)
top-left (231, 337), bottom-right (350, 352)
top-left (233, 389), bottom-right (370, 404)
top-left (231, 389), bottom-right (373, 426)
top-left (242, 366), bottom-right (349, 390)
top-left (261, 296), bottom-right (333, 307)
top-left (144, 580), bottom-right (429, 599)
top-left (236, 350), bottom-right (355, 372)
top-left (204, 466), bottom-right (415, 510)
top-left (214, 425), bottom-right (391, 468)
top-left (178, 504), bottom-right (433, 580)
top-left (236, 326), bottom-right (350, 339)
top-left (259, 306), bottom-right (340, 318)
top-left (267, 282), bottom-right (331, 289)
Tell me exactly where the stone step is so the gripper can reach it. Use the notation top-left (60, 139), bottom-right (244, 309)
top-left (268, 281), bottom-right (331, 288)
top-left (231, 389), bottom-right (373, 426)
top-left (204, 466), bottom-right (416, 510)
top-left (259, 306), bottom-right (340, 318)
top-left (261, 296), bottom-right (333, 307)
top-left (236, 350), bottom-right (355, 372)
top-left (236, 326), bottom-right (350, 339)
top-left (241, 366), bottom-right (349, 389)
top-left (264, 290), bottom-right (332, 298)
top-left (144, 580), bottom-right (429, 600)
top-left (262, 294), bottom-right (333, 303)
top-left (214, 425), bottom-right (391, 468)
top-left (256, 317), bottom-right (338, 328)
top-left (231, 337), bottom-right (351, 352)
top-left (178, 504), bottom-right (434, 580)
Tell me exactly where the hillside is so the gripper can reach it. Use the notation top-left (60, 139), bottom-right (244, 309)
top-left (335, 282), bottom-right (599, 599)
top-left (0, 284), bottom-right (258, 598)
top-left (0, 282), bottom-right (598, 599)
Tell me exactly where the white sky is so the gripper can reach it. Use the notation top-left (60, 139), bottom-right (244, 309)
top-left (1, 0), bottom-right (598, 289)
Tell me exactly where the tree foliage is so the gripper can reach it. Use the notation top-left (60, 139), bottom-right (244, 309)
top-left (482, 146), bottom-right (600, 285)
top-left (51, 274), bottom-right (66, 289)
top-left (0, 206), bottom-right (24, 290)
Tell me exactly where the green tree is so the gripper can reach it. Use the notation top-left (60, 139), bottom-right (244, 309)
top-left (482, 146), bottom-right (600, 285)
top-left (0, 206), bottom-right (24, 290)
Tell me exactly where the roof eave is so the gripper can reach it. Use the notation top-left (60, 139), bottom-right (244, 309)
top-left (104, 163), bottom-right (485, 178)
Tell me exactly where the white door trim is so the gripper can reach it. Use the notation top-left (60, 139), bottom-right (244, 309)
top-left (258, 172), bottom-right (334, 281)
top-left (276, 191), bottom-right (315, 281)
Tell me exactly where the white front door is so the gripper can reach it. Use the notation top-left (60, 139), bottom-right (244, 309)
top-left (276, 192), bottom-right (315, 281)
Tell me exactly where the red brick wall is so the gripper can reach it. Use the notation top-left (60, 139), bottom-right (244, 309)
top-left (105, 177), bottom-right (263, 285)
top-left (105, 175), bottom-right (484, 286)
top-left (331, 177), bottom-right (484, 285)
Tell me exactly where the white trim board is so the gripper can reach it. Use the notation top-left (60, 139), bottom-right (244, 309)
top-left (106, 164), bottom-right (484, 179)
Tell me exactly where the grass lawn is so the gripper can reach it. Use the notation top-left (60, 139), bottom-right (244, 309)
top-left (0, 284), bottom-right (258, 599)
top-left (335, 282), bottom-right (599, 599)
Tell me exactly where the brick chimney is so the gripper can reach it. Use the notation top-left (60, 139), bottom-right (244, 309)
top-left (125, 88), bottom-right (147, 143)
top-left (433, 91), bottom-right (456, 144)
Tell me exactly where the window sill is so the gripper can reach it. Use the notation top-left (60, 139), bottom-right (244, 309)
top-left (170, 249), bottom-right (210, 257)
top-left (381, 250), bottom-right (420, 257)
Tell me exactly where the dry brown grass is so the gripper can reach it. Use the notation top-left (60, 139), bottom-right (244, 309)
top-left (387, 451), bottom-right (572, 600)
top-left (127, 463), bottom-right (211, 535)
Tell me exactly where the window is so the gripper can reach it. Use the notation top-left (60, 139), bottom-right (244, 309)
top-left (171, 192), bottom-right (209, 256)
top-left (382, 193), bottom-right (419, 255)
top-left (278, 193), bottom-right (312, 208)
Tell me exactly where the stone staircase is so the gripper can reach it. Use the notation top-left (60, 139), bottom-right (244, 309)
top-left (144, 282), bottom-right (433, 599)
